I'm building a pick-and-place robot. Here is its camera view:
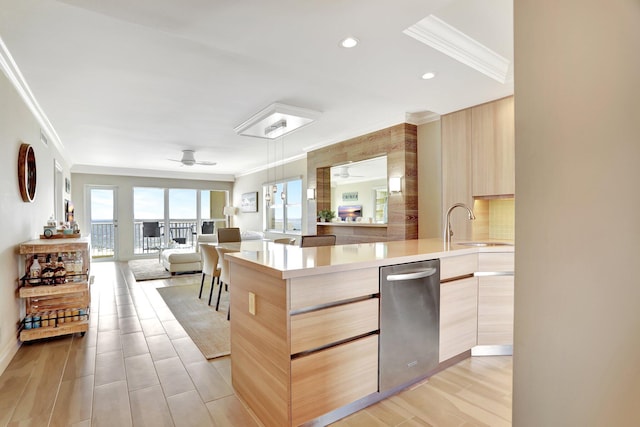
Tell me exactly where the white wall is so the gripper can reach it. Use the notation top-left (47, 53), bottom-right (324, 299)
top-left (331, 178), bottom-right (386, 221)
top-left (513, 0), bottom-right (640, 425)
top-left (417, 120), bottom-right (442, 238)
top-left (0, 71), bottom-right (70, 373)
top-left (233, 157), bottom-right (307, 239)
top-left (71, 174), bottom-right (233, 260)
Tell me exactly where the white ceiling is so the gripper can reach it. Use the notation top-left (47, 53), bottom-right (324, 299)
top-left (331, 156), bottom-right (387, 186)
top-left (0, 0), bottom-right (513, 181)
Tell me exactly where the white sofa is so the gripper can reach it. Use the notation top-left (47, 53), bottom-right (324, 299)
top-left (160, 231), bottom-right (264, 274)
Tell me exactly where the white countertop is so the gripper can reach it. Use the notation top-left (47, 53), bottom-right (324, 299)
top-left (225, 238), bottom-right (514, 279)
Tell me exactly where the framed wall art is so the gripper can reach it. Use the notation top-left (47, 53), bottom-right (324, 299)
top-left (241, 191), bottom-right (258, 212)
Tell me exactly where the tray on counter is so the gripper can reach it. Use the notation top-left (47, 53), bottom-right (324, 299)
top-left (39, 232), bottom-right (81, 239)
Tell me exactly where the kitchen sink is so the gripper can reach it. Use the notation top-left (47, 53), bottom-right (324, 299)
top-left (456, 241), bottom-right (514, 247)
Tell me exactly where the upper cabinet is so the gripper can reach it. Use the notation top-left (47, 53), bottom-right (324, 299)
top-left (442, 96), bottom-right (514, 241)
top-left (441, 108), bottom-right (473, 240)
top-left (471, 96), bottom-right (515, 197)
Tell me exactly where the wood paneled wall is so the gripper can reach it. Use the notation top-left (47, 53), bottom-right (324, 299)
top-left (306, 123), bottom-right (418, 243)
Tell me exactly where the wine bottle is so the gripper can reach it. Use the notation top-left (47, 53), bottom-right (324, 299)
top-left (54, 253), bottom-right (67, 284)
top-left (42, 254), bottom-right (54, 285)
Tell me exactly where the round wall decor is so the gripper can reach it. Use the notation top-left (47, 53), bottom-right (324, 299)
top-left (18, 143), bottom-right (37, 202)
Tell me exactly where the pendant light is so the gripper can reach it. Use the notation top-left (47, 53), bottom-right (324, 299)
top-left (271, 135), bottom-right (277, 196)
top-left (280, 135), bottom-right (286, 201)
top-left (265, 138), bottom-right (272, 205)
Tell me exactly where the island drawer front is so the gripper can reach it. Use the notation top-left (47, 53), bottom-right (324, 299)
top-left (289, 268), bottom-right (379, 310)
top-left (478, 252), bottom-right (514, 272)
top-left (290, 298), bottom-right (379, 355)
top-left (291, 334), bottom-right (379, 426)
top-left (440, 254), bottom-right (478, 280)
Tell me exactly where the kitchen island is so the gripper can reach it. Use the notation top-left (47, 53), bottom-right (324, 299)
top-left (225, 238), bottom-right (514, 426)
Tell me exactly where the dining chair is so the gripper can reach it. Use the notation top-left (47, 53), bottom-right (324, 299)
top-left (217, 227), bottom-right (241, 243)
top-left (215, 246), bottom-right (238, 319)
top-left (299, 234), bottom-right (337, 247)
top-left (201, 221), bottom-right (215, 235)
top-left (199, 244), bottom-right (221, 306)
top-left (170, 228), bottom-right (187, 245)
top-left (142, 221), bottom-right (162, 252)
top-left (274, 237), bottom-right (296, 245)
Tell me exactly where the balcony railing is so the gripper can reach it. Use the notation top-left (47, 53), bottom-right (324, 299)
top-left (133, 220), bottom-right (200, 255)
top-left (90, 219), bottom-right (223, 257)
top-left (91, 221), bottom-right (115, 259)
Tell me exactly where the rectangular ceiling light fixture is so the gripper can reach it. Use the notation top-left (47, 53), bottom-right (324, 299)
top-left (234, 102), bottom-right (322, 139)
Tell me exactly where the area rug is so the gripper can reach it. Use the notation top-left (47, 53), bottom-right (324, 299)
top-left (129, 259), bottom-right (172, 281)
top-left (156, 283), bottom-right (230, 359)
top-left (129, 259), bottom-right (199, 281)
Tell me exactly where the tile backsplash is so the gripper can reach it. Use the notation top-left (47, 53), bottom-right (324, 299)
top-left (488, 198), bottom-right (515, 240)
top-left (473, 198), bottom-right (515, 241)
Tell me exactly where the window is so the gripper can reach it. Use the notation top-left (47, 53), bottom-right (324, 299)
top-left (133, 187), bottom-right (164, 220)
top-left (133, 187), bottom-right (227, 254)
top-left (265, 178), bottom-right (302, 234)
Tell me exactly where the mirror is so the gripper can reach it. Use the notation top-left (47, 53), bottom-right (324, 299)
top-left (329, 156), bottom-right (388, 223)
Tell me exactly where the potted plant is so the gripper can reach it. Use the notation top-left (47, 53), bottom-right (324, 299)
top-left (318, 209), bottom-right (335, 222)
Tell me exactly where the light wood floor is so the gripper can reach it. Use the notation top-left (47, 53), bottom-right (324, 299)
top-left (0, 261), bottom-right (512, 427)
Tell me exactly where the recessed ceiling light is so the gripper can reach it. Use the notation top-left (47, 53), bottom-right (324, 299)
top-left (340, 37), bottom-right (359, 48)
top-left (422, 72), bottom-right (436, 80)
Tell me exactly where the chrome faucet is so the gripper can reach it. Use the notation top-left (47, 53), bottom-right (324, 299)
top-left (444, 203), bottom-right (476, 245)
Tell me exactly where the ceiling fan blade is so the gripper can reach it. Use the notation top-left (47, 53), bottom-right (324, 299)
top-left (168, 158), bottom-right (182, 163)
top-left (195, 161), bottom-right (217, 166)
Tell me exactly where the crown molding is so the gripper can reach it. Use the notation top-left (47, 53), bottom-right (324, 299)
top-left (0, 36), bottom-right (66, 155)
top-left (404, 15), bottom-right (510, 84)
top-left (70, 164), bottom-right (236, 182)
top-left (406, 111), bottom-right (440, 125)
top-left (235, 152), bottom-right (307, 178)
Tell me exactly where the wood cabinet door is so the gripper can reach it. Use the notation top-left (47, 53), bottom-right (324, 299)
top-left (472, 96), bottom-right (515, 196)
top-left (477, 276), bottom-right (514, 345)
top-left (439, 277), bottom-right (478, 362)
top-left (442, 108), bottom-right (474, 240)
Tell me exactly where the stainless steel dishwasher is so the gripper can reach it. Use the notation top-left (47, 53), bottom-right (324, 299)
top-left (379, 259), bottom-right (440, 392)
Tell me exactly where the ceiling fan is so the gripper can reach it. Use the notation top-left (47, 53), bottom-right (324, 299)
top-left (333, 165), bottom-right (364, 178)
top-left (168, 150), bottom-right (216, 167)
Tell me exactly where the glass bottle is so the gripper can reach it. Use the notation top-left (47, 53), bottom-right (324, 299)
top-left (54, 253), bottom-right (67, 284)
top-left (42, 254), bottom-right (54, 286)
top-left (29, 255), bottom-right (41, 285)
top-left (74, 251), bottom-right (84, 275)
top-left (64, 252), bottom-right (75, 275)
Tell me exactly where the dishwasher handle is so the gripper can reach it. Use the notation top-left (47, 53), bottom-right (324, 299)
top-left (385, 268), bottom-right (437, 282)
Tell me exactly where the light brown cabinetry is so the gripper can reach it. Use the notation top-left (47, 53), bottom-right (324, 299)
top-left (477, 252), bottom-right (514, 345)
top-left (472, 96), bottom-right (515, 196)
top-left (230, 263), bottom-right (379, 427)
top-left (290, 298), bottom-right (378, 354)
top-left (291, 335), bottom-right (378, 426)
top-left (440, 277), bottom-right (478, 362)
top-left (442, 108), bottom-right (474, 241)
top-left (17, 237), bottom-right (91, 341)
top-left (439, 255), bottom-right (478, 362)
top-left (441, 96), bottom-right (515, 240)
